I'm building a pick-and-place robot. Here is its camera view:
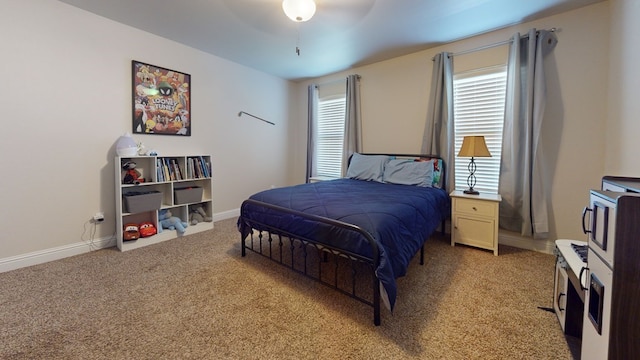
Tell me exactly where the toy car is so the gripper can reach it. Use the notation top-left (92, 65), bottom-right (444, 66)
top-left (139, 222), bottom-right (157, 237)
top-left (123, 223), bottom-right (140, 241)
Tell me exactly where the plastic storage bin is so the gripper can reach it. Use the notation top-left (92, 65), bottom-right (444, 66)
top-left (174, 186), bottom-right (203, 204)
top-left (123, 190), bottom-right (163, 213)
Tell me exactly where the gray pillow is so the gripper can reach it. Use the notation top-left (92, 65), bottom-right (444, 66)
top-left (383, 159), bottom-right (433, 187)
top-left (346, 153), bottom-right (390, 182)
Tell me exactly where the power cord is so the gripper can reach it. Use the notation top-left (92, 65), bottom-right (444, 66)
top-left (81, 219), bottom-right (99, 251)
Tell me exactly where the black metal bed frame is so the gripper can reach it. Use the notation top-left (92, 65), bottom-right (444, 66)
top-left (238, 154), bottom-right (445, 326)
top-left (240, 200), bottom-right (382, 325)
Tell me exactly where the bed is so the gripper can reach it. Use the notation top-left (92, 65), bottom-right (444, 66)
top-left (237, 153), bottom-right (450, 325)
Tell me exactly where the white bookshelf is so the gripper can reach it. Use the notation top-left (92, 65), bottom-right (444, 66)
top-left (115, 155), bottom-right (213, 251)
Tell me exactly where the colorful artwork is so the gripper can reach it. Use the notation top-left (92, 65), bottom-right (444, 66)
top-left (132, 60), bottom-right (191, 136)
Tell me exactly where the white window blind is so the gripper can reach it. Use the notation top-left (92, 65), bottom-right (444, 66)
top-left (453, 67), bottom-right (506, 194)
top-left (316, 96), bottom-right (346, 178)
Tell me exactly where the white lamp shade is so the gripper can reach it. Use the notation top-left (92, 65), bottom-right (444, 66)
top-left (282, 0), bottom-right (316, 22)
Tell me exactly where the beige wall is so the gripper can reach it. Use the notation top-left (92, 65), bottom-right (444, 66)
top-left (0, 0), bottom-right (293, 263)
top-left (605, 0), bottom-right (640, 174)
top-left (3, 0), bottom-right (632, 268)
top-left (294, 2), bottom-right (611, 247)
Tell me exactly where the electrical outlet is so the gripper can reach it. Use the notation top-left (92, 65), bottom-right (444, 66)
top-left (93, 212), bottom-right (105, 222)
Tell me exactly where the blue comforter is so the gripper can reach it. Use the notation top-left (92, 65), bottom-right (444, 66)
top-left (239, 178), bottom-right (450, 310)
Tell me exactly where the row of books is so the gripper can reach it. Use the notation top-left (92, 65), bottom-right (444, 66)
top-left (186, 156), bottom-right (211, 179)
top-left (152, 157), bottom-right (211, 182)
top-left (157, 158), bottom-right (184, 182)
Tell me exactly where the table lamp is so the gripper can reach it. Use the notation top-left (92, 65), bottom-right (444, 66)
top-left (457, 135), bottom-right (492, 195)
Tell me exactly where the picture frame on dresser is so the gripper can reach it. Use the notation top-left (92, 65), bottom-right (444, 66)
top-left (132, 60), bottom-right (191, 136)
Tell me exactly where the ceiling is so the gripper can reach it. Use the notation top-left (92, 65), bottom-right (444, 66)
top-left (57, 0), bottom-right (603, 81)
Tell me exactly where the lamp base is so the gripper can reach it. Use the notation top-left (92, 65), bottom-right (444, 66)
top-left (464, 158), bottom-right (480, 196)
top-left (463, 188), bottom-right (480, 195)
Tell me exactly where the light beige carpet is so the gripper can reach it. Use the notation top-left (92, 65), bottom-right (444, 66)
top-left (0, 218), bottom-right (575, 359)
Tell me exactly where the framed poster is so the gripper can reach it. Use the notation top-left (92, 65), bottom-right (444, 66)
top-left (132, 60), bottom-right (191, 136)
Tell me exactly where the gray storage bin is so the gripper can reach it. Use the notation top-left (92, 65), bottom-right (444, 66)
top-left (174, 186), bottom-right (203, 204)
top-left (123, 190), bottom-right (163, 213)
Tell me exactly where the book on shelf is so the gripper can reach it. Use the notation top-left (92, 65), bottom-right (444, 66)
top-left (162, 158), bottom-right (170, 181)
top-left (199, 156), bottom-right (210, 177)
top-left (171, 159), bottom-right (183, 180)
top-left (195, 158), bottom-right (203, 178)
top-left (184, 156), bottom-right (210, 179)
top-left (157, 158), bottom-right (164, 182)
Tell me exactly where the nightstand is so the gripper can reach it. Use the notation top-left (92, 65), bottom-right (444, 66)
top-left (450, 190), bottom-right (502, 255)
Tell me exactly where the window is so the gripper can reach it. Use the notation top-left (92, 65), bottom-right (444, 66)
top-left (315, 96), bottom-right (346, 178)
top-left (453, 66), bottom-right (507, 194)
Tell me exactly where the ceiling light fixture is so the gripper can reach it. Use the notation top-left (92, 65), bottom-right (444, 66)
top-left (282, 0), bottom-right (316, 22)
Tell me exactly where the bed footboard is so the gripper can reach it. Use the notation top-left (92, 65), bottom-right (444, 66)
top-left (239, 199), bottom-right (382, 326)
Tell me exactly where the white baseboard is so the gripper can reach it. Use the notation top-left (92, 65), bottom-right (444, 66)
top-left (212, 208), bottom-right (240, 222)
top-left (0, 209), bottom-right (554, 273)
top-left (0, 209), bottom-right (241, 274)
top-left (0, 236), bottom-right (116, 273)
top-left (498, 231), bottom-right (556, 255)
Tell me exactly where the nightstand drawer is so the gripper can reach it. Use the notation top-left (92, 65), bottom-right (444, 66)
top-left (454, 198), bottom-right (496, 217)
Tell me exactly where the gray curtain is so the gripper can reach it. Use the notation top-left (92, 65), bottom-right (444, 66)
top-left (306, 84), bottom-right (319, 183)
top-left (342, 74), bottom-right (362, 176)
top-left (422, 52), bottom-right (455, 192)
top-left (499, 29), bottom-right (557, 239)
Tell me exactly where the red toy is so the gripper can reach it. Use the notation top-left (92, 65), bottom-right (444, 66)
top-left (139, 222), bottom-right (157, 237)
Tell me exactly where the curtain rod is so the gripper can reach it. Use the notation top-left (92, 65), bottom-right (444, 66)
top-left (432, 27), bottom-right (556, 60)
top-left (317, 78), bottom-right (343, 86)
top-left (237, 111), bottom-right (275, 126)
top-left (318, 74), bottom-right (361, 87)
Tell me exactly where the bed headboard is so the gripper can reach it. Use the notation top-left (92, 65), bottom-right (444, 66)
top-left (349, 153), bottom-right (447, 191)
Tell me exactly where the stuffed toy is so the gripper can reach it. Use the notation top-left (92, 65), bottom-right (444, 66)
top-left (122, 161), bottom-right (145, 184)
top-left (123, 223), bottom-right (140, 241)
top-left (138, 222), bottom-right (157, 237)
top-left (158, 209), bottom-right (188, 234)
top-left (189, 206), bottom-right (212, 225)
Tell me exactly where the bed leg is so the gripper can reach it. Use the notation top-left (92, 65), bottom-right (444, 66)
top-left (241, 235), bottom-right (246, 257)
top-left (420, 245), bottom-right (425, 265)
